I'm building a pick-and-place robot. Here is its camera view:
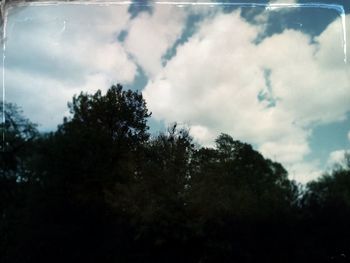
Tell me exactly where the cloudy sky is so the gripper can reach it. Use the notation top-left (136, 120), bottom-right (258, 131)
top-left (3, 0), bottom-right (350, 183)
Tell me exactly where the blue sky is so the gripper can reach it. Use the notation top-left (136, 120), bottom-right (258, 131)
top-left (2, 0), bottom-right (350, 183)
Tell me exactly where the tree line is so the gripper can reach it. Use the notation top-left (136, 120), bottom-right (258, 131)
top-left (1, 84), bottom-right (350, 263)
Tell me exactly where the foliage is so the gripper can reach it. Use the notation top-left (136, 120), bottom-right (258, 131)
top-left (1, 85), bottom-right (350, 263)
top-left (0, 102), bottom-right (38, 262)
top-left (0, 102), bottom-right (38, 178)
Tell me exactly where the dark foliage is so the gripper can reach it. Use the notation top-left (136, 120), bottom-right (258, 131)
top-left (1, 85), bottom-right (349, 263)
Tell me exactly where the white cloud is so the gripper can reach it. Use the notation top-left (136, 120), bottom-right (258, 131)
top-left (257, 24), bottom-right (350, 125)
top-left (5, 69), bottom-right (75, 130)
top-left (259, 138), bottom-right (310, 164)
top-left (5, 4), bottom-right (349, 183)
top-left (124, 4), bottom-right (187, 78)
top-left (143, 11), bottom-right (350, 182)
top-left (5, 5), bottom-right (137, 129)
top-left (327, 149), bottom-right (350, 168)
top-left (144, 12), bottom-right (263, 130)
top-left (5, 68), bottom-right (122, 130)
top-left (6, 5), bottom-right (136, 83)
top-left (286, 161), bottom-right (322, 184)
top-left (144, 12), bottom-right (302, 149)
top-left (190, 125), bottom-right (215, 147)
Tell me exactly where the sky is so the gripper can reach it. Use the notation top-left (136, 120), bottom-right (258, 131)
top-left (2, 0), bottom-right (350, 183)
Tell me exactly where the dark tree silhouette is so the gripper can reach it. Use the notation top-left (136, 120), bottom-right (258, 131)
top-left (4, 85), bottom-right (151, 263)
top-left (0, 102), bottom-right (38, 178)
top-left (187, 133), bottom-right (299, 262)
top-left (0, 102), bottom-right (38, 262)
top-left (300, 155), bottom-right (350, 262)
top-left (1, 85), bottom-right (350, 263)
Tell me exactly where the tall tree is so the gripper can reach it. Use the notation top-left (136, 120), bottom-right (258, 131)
top-left (16, 85), bottom-right (152, 263)
top-left (188, 134), bottom-right (298, 262)
top-left (0, 102), bottom-right (38, 179)
top-left (300, 154), bottom-right (350, 261)
top-left (107, 124), bottom-right (195, 262)
top-left (37, 84), bottom-right (151, 199)
top-left (0, 102), bottom-right (38, 263)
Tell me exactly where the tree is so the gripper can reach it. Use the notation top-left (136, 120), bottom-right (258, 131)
top-left (106, 124), bottom-right (196, 262)
top-left (0, 102), bottom-right (38, 263)
top-left (4, 87), bottom-right (335, 262)
top-left (303, 152), bottom-right (350, 216)
top-left (187, 134), bottom-right (298, 262)
top-left (63, 84), bottom-right (150, 144)
top-left (299, 153), bottom-right (350, 262)
top-left (36, 84), bottom-right (151, 197)
top-left (0, 102), bottom-right (38, 179)
top-left (14, 85), bottom-right (152, 263)
top-left (189, 133), bottom-right (296, 221)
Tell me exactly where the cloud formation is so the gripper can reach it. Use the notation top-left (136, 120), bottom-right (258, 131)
top-left (5, 5), bottom-right (136, 130)
top-left (143, 11), bottom-right (350, 182)
top-left (4, 4), bottom-right (349, 183)
top-left (124, 4), bottom-right (187, 78)
top-left (327, 149), bottom-right (350, 168)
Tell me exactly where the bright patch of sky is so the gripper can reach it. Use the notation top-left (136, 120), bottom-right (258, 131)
top-left (2, 1), bottom-right (350, 183)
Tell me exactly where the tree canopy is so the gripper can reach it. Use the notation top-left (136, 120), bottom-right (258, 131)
top-left (1, 85), bottom-right (350, 263)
